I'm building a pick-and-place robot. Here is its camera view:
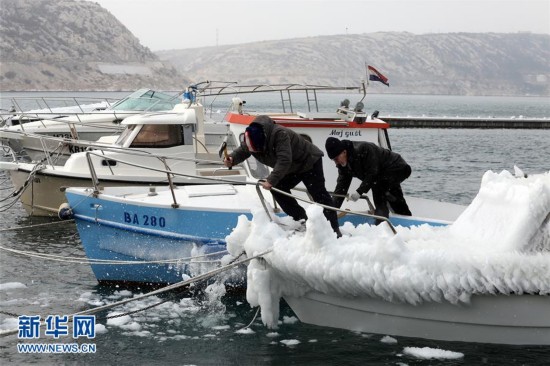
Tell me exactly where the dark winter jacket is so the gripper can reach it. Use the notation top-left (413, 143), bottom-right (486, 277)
top-left (230, 116), bottom-right (324, 186)
top-left (333, 140), bottom-right (410, 206)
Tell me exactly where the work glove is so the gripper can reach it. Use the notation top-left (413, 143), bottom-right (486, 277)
top-left (349, 192), bottom-right (361, 202)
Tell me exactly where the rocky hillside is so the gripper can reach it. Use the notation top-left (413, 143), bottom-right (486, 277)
top-left (0, 0), bottom-right (188, 91)
top-left (1, 0), bottom-right (548, 95)
top-left (158, 32), bottom-right (550, 96)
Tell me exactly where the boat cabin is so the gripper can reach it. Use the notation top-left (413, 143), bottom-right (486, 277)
top-left (221, 93), bottom-right (391, 188)
top-left (60, 102), bottom-right (245, 183)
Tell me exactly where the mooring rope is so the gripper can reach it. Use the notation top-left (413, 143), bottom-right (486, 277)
top-left (75, 250), bottom-right (270, 316)
top-left (0, 219), bottom-right (74, 232)
top-left (240, 306), bottom-right (261, 331)
top-left (0, 163), bottom-right (45, 212)
top-left (0, 244), bottom-right (229, 265)
top-left (0, 249), bottom-right (272, 337)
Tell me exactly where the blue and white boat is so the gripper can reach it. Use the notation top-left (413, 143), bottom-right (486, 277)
top-left (63, 83), bottom-right (466, 285)
top-left (64, 183), bottom-right (463, 285)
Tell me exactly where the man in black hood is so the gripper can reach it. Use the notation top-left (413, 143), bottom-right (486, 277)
top-left (224, 115), bottom-right (342, 237)
top-left (325, 137), bottom-right (412, 222)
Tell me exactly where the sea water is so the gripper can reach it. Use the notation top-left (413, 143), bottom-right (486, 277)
top-left (0, 93), bottom-right (549, 365)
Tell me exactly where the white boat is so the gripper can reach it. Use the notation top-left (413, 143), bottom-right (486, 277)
top-left (284, 291), bottom-right (550, 345)
top-left (0, 100), bottom-right (233, 216)
top-left (0, 88), bottom-right (182, 163)
top-left (227, 170), bottom-right (550, 345)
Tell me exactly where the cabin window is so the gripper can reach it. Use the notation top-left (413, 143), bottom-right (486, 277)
top-left (130, 124), bottom-right (184, 148)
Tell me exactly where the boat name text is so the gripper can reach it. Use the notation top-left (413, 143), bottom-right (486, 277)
top-left (124, 212), bottom-right (166, 228)
top-left (329, 129), bottom-right (362, 138)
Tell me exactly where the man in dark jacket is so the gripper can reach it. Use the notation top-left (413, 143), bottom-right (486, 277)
top-left (325, 137), bottom-right (412, 222)
top-left (224, 115), bottom-right (342, 237)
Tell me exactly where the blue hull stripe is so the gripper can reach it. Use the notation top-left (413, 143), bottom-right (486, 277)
top-left (73, 213), bottom-right (225, 245)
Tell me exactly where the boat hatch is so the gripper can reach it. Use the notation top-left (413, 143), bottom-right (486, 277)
top-left (182, 184), bottom-right (237, 197)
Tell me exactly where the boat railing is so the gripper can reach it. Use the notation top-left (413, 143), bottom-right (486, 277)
top-left (4, 111), bottom-right (133, 135)
top-left (0, 144), bottom-right (18, 162)
top-left (0, 130), bottom-right (124, 165)
top-left (85, 149), bottom-right (244, 184)
top-left (1, 94), bottom-right (184, 128)
top-left (76, 146), bottom-right (214, 170)
top-left (80, 149), bottom-right (397, 234)
top-left (1, 124), bottom-right (231, 168)
top-left (82, 150), bottom-right (249, 206)
top-left (1, 96), bottom-right (118, 127)
top-left (195, 81), bottom-right (363, 118)
top-left (85, 151), bottom-right (181, 208)
top-left (254, 181), bottom-right (397, 235)
top-left (1, 95), bottom-right (118, 116)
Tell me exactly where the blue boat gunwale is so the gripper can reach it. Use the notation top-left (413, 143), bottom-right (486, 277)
top-left (73, 213), bottom-right (228, 245)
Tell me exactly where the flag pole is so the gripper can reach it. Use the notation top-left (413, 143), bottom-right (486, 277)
top-left (359, 62), bottom-right (369, 103)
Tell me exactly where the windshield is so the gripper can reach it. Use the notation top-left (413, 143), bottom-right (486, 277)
top-left (111, 89), bottom-right (178, 112)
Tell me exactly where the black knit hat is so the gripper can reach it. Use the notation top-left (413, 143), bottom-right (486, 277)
top-left (244, 124), bottom-right (265, 152)
top-left (325, 137), bottom-right (345, 159)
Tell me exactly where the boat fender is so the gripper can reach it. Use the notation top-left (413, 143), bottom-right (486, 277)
top-left (58, 202), bottom-right (74, 220)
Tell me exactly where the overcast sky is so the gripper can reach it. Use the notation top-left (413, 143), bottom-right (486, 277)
top-left (92, 0), bottom-right (550, 51)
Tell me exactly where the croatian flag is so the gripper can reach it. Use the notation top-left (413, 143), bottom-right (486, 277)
top-left (367, 65), bottom-right (389, 86)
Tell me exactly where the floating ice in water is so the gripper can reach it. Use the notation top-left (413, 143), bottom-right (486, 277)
top-left (0, 282), bottom-right (27, 291)
top-left (282, 316), bottom-right (298, 324)
top-left (403, 346), bottom-right (464, 359)
top-left (211, 325), bottom-right (230, 330)
top-left (0, 318), bottom-right (18, 331)
top-left (380, 335), bottom-right (398, 344)
top-left (106, 312), bottom-right (136, 328)
top-left (226, 169), bottom-right (550, 328)
top-left (71, 289), bottom-right (236, 340)
top-left (235, 327), bottom-right (255, 334)
top-left (280, 339), bottom-right (300, 346)
top-left (95, 323), bottom-right (108, 334)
